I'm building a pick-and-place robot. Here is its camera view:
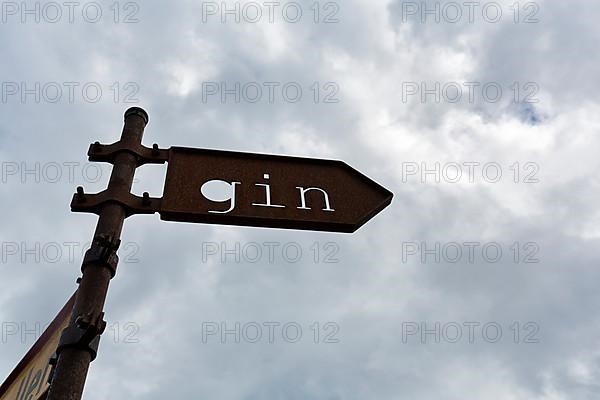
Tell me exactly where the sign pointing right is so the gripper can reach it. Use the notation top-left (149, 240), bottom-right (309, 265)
top-left (44, 109), bottom-right (394, 400)
top-left (159, 147), bottom-right (393, 233)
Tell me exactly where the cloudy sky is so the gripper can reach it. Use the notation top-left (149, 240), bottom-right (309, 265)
top-left (1, 0), bottom-right (600, 398)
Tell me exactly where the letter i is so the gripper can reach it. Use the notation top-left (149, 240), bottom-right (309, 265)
top-left (252, 174), bottom-right (285, 208)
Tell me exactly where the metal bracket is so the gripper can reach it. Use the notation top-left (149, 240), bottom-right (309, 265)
top-left (47, 352), bottom-right (58, 384)
top-left (88, 141), bottom-right (169, 166)
top-left (71, 186), bottom-right (161, 217)
top-left (56, 313), bottom-right (106, 363)
top-left (82, 234), bottom-right (121, 277)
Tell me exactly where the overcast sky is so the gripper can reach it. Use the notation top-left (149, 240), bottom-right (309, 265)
top-left (1, 0), bottom-right (600, 399)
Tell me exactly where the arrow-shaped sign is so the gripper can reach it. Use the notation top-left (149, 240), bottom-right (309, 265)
top-left (45, 109), bottom-right (395, 400)
top-left (159, 147), bottom-right (393, 233)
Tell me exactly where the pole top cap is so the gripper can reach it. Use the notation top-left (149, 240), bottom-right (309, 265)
top-left (124, 107), bottom-right (149, 125)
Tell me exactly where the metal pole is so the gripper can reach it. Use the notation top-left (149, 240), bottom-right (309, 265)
top-left (47, 107), bottom-right (149, 400)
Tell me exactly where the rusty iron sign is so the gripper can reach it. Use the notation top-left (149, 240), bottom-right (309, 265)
top-left (33, 109), bottom-right (394, 400)
top-left (0, 293), bottom-right (75, 400)
top-left (72, 145), bottom-right (393, 233)
top-left (159, 147), bottom-right (393, 233)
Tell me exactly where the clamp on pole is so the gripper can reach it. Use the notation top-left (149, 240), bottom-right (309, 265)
top-left (71, 186), bottom-right (161, 217)
top-left (88, 141), bottom-right (168, 166)
top-left (49, 312), bottom-right (107, 385)
top-left (82, 234), bottom-right (121, 277)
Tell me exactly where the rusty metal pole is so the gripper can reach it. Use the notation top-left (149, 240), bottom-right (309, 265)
top-left (47, 107), bottom-right (149, 400)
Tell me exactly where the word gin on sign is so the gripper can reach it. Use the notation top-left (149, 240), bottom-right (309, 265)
top-left (201, 173), bottom-right (335, 214)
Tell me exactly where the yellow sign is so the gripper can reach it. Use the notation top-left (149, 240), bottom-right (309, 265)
top-left (0, 294), bottom-right (75, 400)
